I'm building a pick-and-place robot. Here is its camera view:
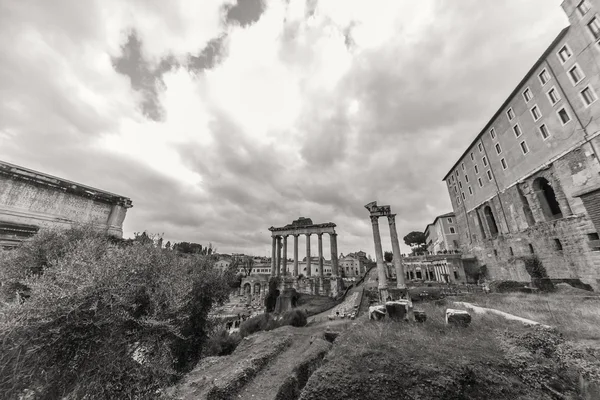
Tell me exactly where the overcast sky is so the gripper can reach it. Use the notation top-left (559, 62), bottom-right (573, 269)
top-left (0, 0), bottom-right (567, 257)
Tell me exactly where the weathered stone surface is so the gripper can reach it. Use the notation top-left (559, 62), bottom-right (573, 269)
top-left (445, 308), bottom-right (471, 326)
top-left (385, 300), bottom-right (410, 321)
top-left (414, 310), bottom-right (427, 323)
top-left (368, 305), bottom-right (386, 320)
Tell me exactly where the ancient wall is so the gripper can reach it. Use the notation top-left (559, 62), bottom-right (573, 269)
top-left (0, 162), bottom-right (132, 244)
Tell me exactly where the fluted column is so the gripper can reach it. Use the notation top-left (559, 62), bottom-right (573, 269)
top-left (388, 214), bottom-right (406, 289)
top-left (306, 234), bottom-right (311, 277)
top-left (282, 235), bottom-right (288, 276)
top-left (277, 236), bottom-right (282, 276)
top-left (330, 233), bottom-right (339, 276)
top-left (271, 236), bottom-right (277, 276)
top-left (317, 233), bottom-right (324, 277)
top-left (293, 234), bottom-right (299, 277)
top-left (370, 215), bottom-right (388, 292)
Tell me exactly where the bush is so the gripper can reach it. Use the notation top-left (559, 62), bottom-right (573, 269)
top-left (279, 309), bottom-right (307, 327)
top-left (0, 226), bottom-right (234, 399)
top-left (202, 330), bottom-right (242, 357)
top-left (488, 280), bottom-right (530, 293)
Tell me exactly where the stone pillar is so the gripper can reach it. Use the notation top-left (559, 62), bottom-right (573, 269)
top-left (282, 235), bottom-right (288, 276)
top-left (251, 282), bottom-right (255, 294)
top-left (387, 214), bottom-right (406, 289)
top-left (293, 234), bottom-right (299, 277)
top-left (370, 215), bottom-right (388, 298)
top-left (271, 236), bottom-right (277, 276)
top-left (277, 236), bottom-right (282, 276)
top-left (330, 233), bottom-right (339, 276)
top-left (317, 233), bottom-right (324, 278)
top-left (306, 233), bottom-right (312, 277)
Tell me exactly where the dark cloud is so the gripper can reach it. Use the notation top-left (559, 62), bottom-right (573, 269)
top-left (225, 0), bottom-right (266, 27)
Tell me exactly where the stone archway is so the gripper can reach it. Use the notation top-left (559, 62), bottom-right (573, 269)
top-left (533, 177), bottom-right (563, 220)
top-left (243, 282), bottom-right (252, 295)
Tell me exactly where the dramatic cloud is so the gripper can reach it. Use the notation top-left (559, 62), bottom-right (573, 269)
top-left (0, 0), bottom-right (567, 256)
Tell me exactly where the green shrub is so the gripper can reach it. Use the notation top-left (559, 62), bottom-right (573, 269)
top-left (0, 226), bottom-right (233, 399)
top-left (239, 313), bottom-right (273, 337)
top-left (489, 280), bottom-right (530, 293)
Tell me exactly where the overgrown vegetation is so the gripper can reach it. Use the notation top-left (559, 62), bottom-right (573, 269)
top-left (520, 255), bottom-right (555, 292)
top-left (239, 310), bottom-right (307, 338)
top-left (264, 276), bottom-right (281, 312)
top-left (0, 226), bottom-right (238, 399)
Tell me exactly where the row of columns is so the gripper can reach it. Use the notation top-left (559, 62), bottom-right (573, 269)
top-left (370, 214), bottom-right (406, 292)
top-left (270, 232), bottom-right (339, 277)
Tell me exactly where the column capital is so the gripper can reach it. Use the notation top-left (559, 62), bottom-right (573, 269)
top-left (317, 232), bottom-right (323, 237)
top-left (329, 232), bottom-right (337, 237)
top-left (306, 233), bottom-right (312, 237)
top-left (387, 214), bottom-right (397, 221)
top-left (293, 233), bottom-right (300, 237)
top-left (370, 215), bottom-right (380, 224)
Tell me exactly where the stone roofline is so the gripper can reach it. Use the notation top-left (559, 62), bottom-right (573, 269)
top-left (268, 222), bottom-right (336, 232)
top-left (401, 254), bottom-right (463, 262)
top-left (0, 160), bottom-right (133, 208)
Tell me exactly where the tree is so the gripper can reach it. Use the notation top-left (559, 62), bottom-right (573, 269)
top-left (384, 251), bottom-right (393, 263)
top-left (403, 231), bottom-right (427, 255)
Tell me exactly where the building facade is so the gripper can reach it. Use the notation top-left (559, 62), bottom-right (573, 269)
top-left (443, 0), bottom-right (600, 290)
top-left (339, 251), bottom-right (368, 277)
top-left (424, 212), bottom-right (460, 253)
top-left (0, 160), bottom-right (132, 247)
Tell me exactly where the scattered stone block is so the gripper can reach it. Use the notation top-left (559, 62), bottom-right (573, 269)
top-left (445, 309), bottom-right (471, 327)
top-left (414, 310), bottom-right (427, 323)
top-left (368, 305), bottom-right (386, 320)
top-left (385, 300), bottom-right (409, 321)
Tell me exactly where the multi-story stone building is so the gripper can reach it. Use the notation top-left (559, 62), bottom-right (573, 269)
top-left (424, 212), bottom-right (460, 253)
top-left (339, 251), bottom-right (368, 278)
top-left (443, 0), bottom-right (600, 290)
top-left (0, 160), bottom-right (132, 247)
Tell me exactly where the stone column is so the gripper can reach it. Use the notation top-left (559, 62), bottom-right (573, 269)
top-left (387, 214), bottom-right (406, 289)
top-left (282, 235), bottom-right (288, 276)
top-left (293, 234), bottom-right (299, 277)
top-left (330, 233), bottom-right (339, 276)
top-left (370, 215), bottom-right (388, 297)
top-left (277, 236), bottom-right (282, 276)
top-left (317, 233), bottom-right (324, 277)
top-left (306, 233), bottom-right (312, 277)
top-left (271, 236), bottom-right (277, 276)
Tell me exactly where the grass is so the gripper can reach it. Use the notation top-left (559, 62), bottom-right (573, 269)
top-left (296, 294), bottom-right (341, 317)
top-left (300, 300), bottom-right (600, 400)
top-left (457, 292), bottom-right (600, 343)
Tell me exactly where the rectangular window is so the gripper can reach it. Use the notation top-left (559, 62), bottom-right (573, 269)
top-left (454, 186), bottom-right (458, 194)
top-left (450, 227), bottom-right (456, 234)
top-left (461, 192), bottom-right (466, 200)
top-left (557, 44), bottom-right (572, 64)
top-left (495, 143), bottom-right (502, 154)
top-left (530, 105), bottom-right (542, 121)
top-left (501, 158), bottom-right (507, 170)
top-left (513, 124), bottom-right (523, 137)
top-left (478, 142), bottom-right (483, 152)
top-left (520, 140), bottom-right (529, 155)
top-left (468, 186), bottom-right (473, 195)
top-left (457, 196), bottom-right (461, 205)
top-left (578, 0), bottom-right (591, 17)
top-left (539, 69), bottom-right (550, 86)
top-left (474, 165), bottom-right (479, 174)
top-left (451, 175), bottom-right (455, 182)
top-left (478, 177), bottom-right (483, 187)
top-left (490, 128), bottom-right (496, 139)
top-left (568, 64), bottom-right (585, 85)
top-left (487, 170), bottom-right (493, 181)
top-left (459, 181), bottom-right (463, 189)
top-left (455, 170), bottom-right (459, 177)
top-left (523, 87), bottom-right (532, 102)
top-left (506, 107), bottom-right (515, 121)
top-left (588, 16), bottom-right (600, 40)
top-left (465, 174), bottom-right (469, 183)
top-left (558, 107), bottom-right (571, 125)
top-left (539, 124), bottom-right (550, 140)
top-left (448, 217), bottom-right (453, 223)
top-left (470, 152), bottom-right (474, 161)
top-left (482, 156), bottom-right (488, 166)
top-left (547, 87), bottom-right (561, 105)
top-left (581, 86), bottom-right (598, 106)
top-left (461, 162), bottom-right (465, 171)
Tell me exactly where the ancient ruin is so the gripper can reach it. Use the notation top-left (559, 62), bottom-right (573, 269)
top-left (364, 201), bottom-right (406, 300)
top-left (0, 160), bottom-right (132, 247)
top-left (268, 217), bottom-right (343, 299)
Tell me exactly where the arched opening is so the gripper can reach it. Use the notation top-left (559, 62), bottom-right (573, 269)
top-left (254, 283), bottom-right (261, 294)
top-left (484, 206), bottom-right (499, 236)
top-left (533, 177), bottom-right (562, 220)
top-left (476, 209), bottom-right (487, 239)
top-left (243, 283), bottom-right (252, 294)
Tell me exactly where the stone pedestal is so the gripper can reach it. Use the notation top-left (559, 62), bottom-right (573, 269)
top-left (274, 288), bottom-right (297, 314)
top-left (445, 309), bottom-right (471, 326)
